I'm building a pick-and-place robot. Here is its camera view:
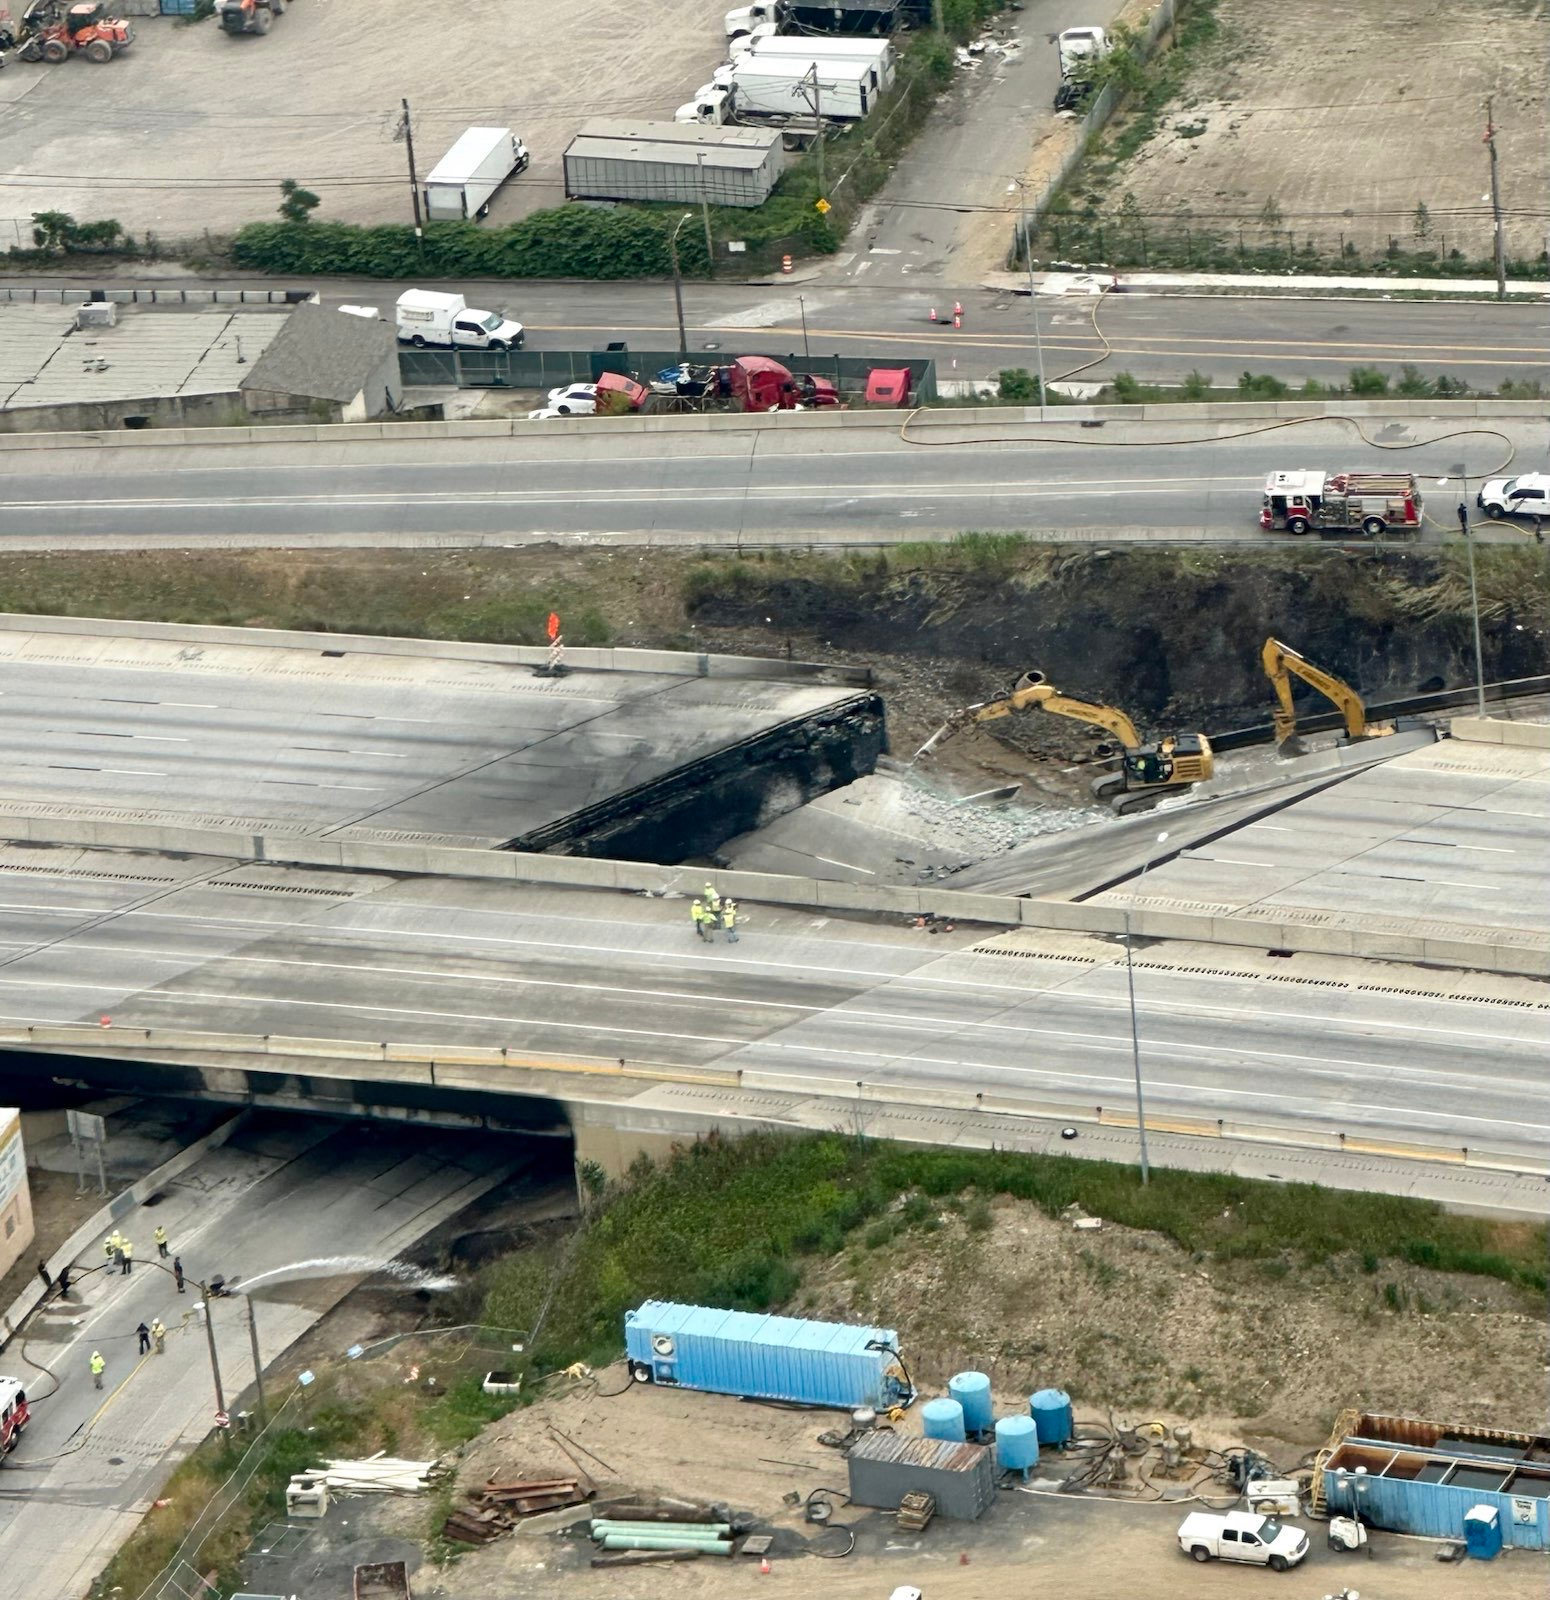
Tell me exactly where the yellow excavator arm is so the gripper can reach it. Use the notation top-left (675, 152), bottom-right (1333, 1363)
top-left (916, 671), bottom-right (1141, 757)
top-left (1261, 637), bottom-right (1369, 745)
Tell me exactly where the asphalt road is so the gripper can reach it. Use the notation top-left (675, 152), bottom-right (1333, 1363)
top-left (2, 417), bottom-right (1545, 548)
top-left (4, 275), bottom-right (1549, 390)
top-left (0, 1116), bottom-right (512, 1599)
top-left (0, 861), bottom-right (1544, 1166)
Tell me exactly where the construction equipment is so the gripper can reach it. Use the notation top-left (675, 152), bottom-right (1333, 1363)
top-left (215, 0), bottom-right (287, 36)
top-left (1261, 638), bottom-right (1391, 754)
top-left (11, 0), bottom-right (132, 61)
top-left (916, 671), bottom-right (1213, 814)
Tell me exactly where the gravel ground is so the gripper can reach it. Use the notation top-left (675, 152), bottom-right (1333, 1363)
top-left (0, 0), bottom-right (730, 244)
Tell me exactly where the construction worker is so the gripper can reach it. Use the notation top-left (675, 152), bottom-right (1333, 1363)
top-left (691, 898), bottom-right (710, 941)
top-left (722, 898), bottom-right (740, 943)
top-left (120, 1238), bottom-right (134, 1276)
top-left (173, 1256), bottom-right (185, 1294)
top-left (90, 1351), bottom-right (105, 1390)
top-left (151, 1317), bottom-right (166, 1355)
top-left (702, 882), bottom-right (722, 916)
top-left (136, 1321), bottom-right (151, 1356)
top-left (154, 1224), bottom-right (170, 1259)
top-left (103, 1231), bottom-right (120, 1263)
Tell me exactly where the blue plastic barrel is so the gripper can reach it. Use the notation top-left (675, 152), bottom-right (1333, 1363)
top-left (921, 1397), bottom-right (966, 1442)
top-left (949, 1371), bottom-right (993, 1434)
top-left (1030, 1387), bottom-right (1073, 1447)
top-left (995, 1413), bottom-right (1039, 1474)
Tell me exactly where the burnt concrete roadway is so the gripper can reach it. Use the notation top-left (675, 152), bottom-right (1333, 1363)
top-left (2, 417), bottom-right (1546, 550)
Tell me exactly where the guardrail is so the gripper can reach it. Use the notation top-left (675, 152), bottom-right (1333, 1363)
top-left (13, 1025), bottom-right (1531, 1178)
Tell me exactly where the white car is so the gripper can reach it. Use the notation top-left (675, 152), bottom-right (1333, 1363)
top-left (544, 383), bottom-right (597, 415)
top-left (527, 407), bottom-right (578, 421)
top-left (1477, 472), bottom-right (1550, 520)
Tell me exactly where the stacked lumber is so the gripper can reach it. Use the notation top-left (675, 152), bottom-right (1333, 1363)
top-left (442, 1473), bottom-right (594, 1545)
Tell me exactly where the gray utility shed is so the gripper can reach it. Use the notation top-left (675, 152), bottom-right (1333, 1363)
top-left (847, 1433), bottom-right (997, 1521)
top-left (563, 119), bottom-right (785, 208)
top-left (239, 303), bottom-right (400, 422)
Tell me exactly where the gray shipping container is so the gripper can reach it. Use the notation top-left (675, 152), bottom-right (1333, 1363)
top-left (846, 1432), bottom-right (998, 1522)
top-left (564, 120), bottom-right (785, 209)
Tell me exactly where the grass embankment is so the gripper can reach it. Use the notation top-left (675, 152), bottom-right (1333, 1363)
top-left (477, 1134), bottom-right (1549, 1372)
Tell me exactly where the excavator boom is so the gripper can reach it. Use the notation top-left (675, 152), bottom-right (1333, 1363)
top-left (915, 671), bottom-right (1140, 758)
top-left (1261, 637), bottom-right (1369, 745)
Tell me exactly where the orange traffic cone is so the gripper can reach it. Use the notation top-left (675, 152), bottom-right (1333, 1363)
top-left (952, 310), bottom-right (961, 329)
top-left (953, 299), bottom-right (963, 322)
top-left (929, 306), bottom-right (938, 323)
top-left (760, 1556), bottom-right (772, 1574)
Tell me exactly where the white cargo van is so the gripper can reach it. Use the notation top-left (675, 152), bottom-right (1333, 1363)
top-left (395, 290), bottom-right (524, 350)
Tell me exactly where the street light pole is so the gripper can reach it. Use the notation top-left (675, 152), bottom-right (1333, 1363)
top-left (695, 151), bottom-right (715, 278)
top-left (1122, 831), bottom-right (1168, 1185)
top-left (668, 213), bottom-right (692, 359)
top-left (1483, 96), bottom-right (1507, 301)
top-left (1443, 466), bottom-right (1488, 715)
top-left (799, 294), bottom-right (811, 361)
top-left (198, 1281), bottom-right (226, 1417)
top-left (1011, 180), bottom-right (1048, 419)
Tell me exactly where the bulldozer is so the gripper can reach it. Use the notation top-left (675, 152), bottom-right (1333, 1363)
top-left (216, 0), bottom-right (288, 35)
top-left (1261, 637), bottom-right (1392, 755)
top-left (917, 671), bottom-right (1213, 814)
top-left (7, 0), bottom-right (132, 61)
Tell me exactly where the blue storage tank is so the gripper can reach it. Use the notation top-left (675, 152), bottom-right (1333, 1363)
top-left (995, 1414), bottom-right (1039, 1476)
top-left (1031, 1387), bottom-right (1073, 1447)
top-left (623, 1301), bottom-right (910, 1409)
top-left (949, 1372), bottom-right (993, 1435)
top-left (921, 1398), bottom-right (966, 1442)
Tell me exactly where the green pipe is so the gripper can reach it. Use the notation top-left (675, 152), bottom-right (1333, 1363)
top-left (599, 1534), bottom-right (734, 1555)
top-left (591, 1521), bottom-right (733, 1536)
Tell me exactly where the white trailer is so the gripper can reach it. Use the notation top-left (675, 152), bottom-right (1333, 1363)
top-left (718, 55), bottom-right (878, 120)
top-left (730, 34), bottom-right (896, 92)
top-left (423, 127), bottom-right (530, 223)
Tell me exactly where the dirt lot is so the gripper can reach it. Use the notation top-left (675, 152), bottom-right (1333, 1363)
top-left (1105, 0), bottom-right (1550, 259)
top-left (0, 0), bottom-right (729, 245)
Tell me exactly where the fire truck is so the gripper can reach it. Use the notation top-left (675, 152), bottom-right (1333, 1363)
top-left (1260, 470), bottom-right (1423, 537)
top-left (0, 1378), bottom-right (29, 1458)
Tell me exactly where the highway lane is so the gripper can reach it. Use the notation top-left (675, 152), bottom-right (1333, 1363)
top-left (2, 418), bottom-right (1544, 548)
top-left (6, 275), bottom-right (1546, 389)
top-left (0, 861), bottom-right (1543, 1160)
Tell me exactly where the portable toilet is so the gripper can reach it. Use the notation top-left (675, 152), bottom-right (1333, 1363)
top-left (1464, 1505), bottom-right (1503, 1560)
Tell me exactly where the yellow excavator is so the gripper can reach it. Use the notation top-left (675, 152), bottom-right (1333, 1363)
top-left (917, 671), bottom-right (1213, 813)
top-left (1261, 637), bottom-right (1392, 754)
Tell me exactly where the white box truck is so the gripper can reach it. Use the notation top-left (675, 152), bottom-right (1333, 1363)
top-left (730, 34), bottom-right (896, 92)
top-left (423, 127), bottom-right (530, 222)
top-left (717, 55), bottom-right (878, 120)
top-left (395, 290), bottom-right (524, 350)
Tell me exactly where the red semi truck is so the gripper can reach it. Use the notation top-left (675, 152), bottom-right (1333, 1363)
top-left (596, 356), bottom-right (840, 415)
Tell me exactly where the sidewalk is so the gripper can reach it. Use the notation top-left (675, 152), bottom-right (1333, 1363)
top-left (982, 268), bottom-right (1550, 299)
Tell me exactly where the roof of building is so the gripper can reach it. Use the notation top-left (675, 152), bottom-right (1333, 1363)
top-left (571, 118), bottom-right (783, 154)
top-left (0, 303), bottom-right (288, 412)
top-left (239, 303), bottom-right (398, 404)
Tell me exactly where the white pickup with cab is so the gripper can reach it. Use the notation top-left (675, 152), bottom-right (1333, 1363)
top-left (1177, 1511), bottom-right (1309, 1570)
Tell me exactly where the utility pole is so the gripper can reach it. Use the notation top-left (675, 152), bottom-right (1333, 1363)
top-left (199, 1282), bottom-right (226, 1417)
top-left (1446, 465), bottom-right (1488, 715)
top-left (245, 1296), bottom-right (267, 1425)
top-left (932, 0), bottom-right (944, 33)
top-left (1012, 180), bottom-right (1049, 419)
top-left (399, 98), bottom-right (425, 261)
top-left (804, 67), bottom-right (826, 202)
top-left (695, 152), bottom-right (716, 278)
top-left (1483, 96), bottom-right (1507, 300)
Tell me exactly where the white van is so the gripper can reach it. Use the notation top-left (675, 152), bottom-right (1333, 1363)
top-left (395, 289), bottom-right (524, 350)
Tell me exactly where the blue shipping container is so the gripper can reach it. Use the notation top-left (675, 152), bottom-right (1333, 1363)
top-left (1324, 1463), bottom-right (1550, 1550)
top-left (624, 1300), bottom-right (908, 1409)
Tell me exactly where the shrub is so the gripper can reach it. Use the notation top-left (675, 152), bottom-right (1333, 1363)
top-left (1349, 366), bottom-right (1390, 396)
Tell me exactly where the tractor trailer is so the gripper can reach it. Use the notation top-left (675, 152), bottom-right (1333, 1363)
top-left (728, 33), bottom-right (896, 92)
top-left (423, 127), bottom-right (530, 222)
top-left (685, 56), bottom-right (877, 124)
top-left (725, 0), bottom-right (927, 40)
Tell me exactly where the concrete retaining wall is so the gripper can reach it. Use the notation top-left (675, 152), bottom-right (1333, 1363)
top-left (0, 398), bottom-right (1541, 452)
top-left (1451, 716), bottom-right (1550, 749)
top-left (0, 814), bottom-right (1542, 977)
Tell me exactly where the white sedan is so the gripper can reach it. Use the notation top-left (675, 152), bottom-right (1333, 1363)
top-left (544, 383), bottom-right (598, 415)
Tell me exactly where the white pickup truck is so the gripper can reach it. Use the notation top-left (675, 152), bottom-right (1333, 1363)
top-left (1177, 1511), bottom-right (1310, 1571)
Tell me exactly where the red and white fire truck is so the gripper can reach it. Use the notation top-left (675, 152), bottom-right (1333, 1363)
top-left (0, 1377), bottom-right (29, 1457)
top-left (1260, 470), bottom-right (1423, 537)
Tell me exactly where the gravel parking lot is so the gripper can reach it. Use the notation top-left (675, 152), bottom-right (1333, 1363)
top-left (0, 0), bottom-right (730, 244)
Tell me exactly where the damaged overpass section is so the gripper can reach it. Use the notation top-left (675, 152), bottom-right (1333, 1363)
top-left (508, 692), bottom-right (886, 862)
